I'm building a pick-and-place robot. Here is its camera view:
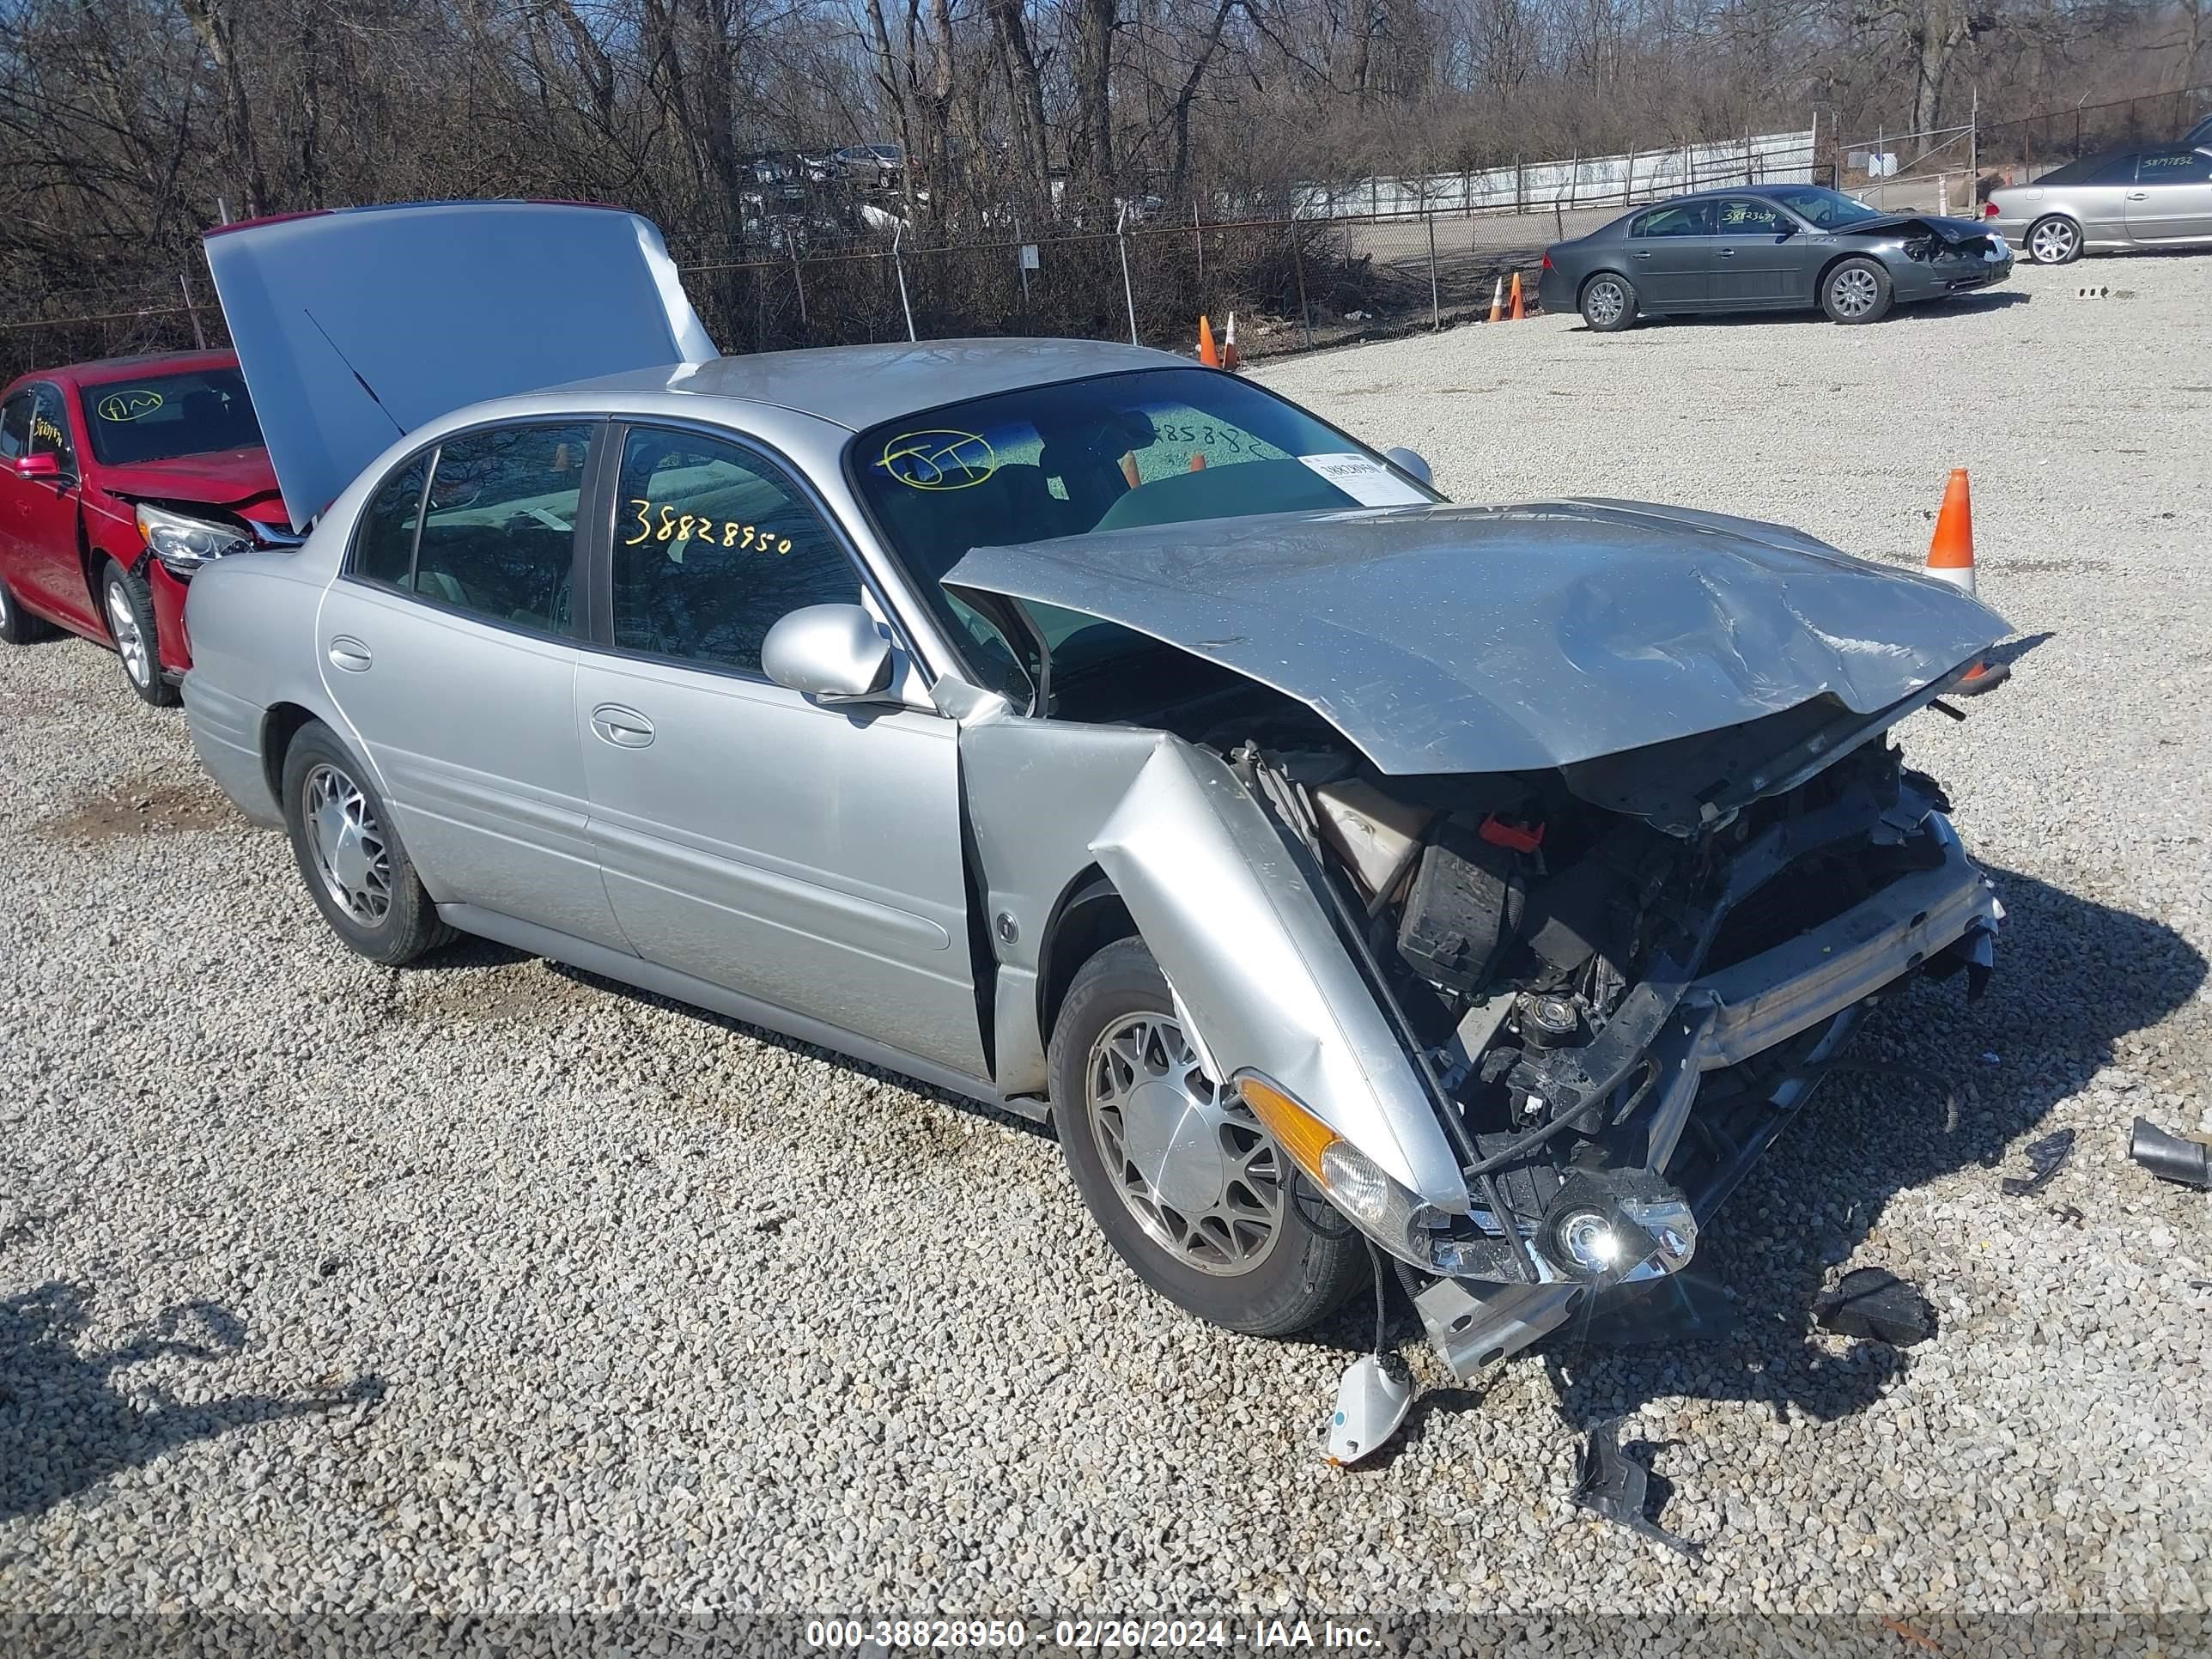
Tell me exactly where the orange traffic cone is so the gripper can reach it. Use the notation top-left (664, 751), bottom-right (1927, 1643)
top-left (1487, 277), bottom-right (1504, 324)
top-left (1925, 468), bottom-right (2010, 695)
top-left (1222, 312), bottom-right (1240, 370)
top-left (1509, 271), bottom-right (1525, 321)
top-left (1198, 314), bottom-right (1220, 368)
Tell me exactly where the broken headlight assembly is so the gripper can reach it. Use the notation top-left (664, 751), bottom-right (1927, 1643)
top-left (136, 502), bottom-right (255, 577)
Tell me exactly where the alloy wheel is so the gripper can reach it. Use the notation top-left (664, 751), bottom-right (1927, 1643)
top-left (303, 763), bottom-right (393, 925)
top-left (1585, 279), bottom-right (1626, 327)
top-left (2030, 220), bottom-right (2077, 264)
top-left (1085, 1011), bottom-right (1285, 1277)
top-left (1830, 266), bottom-right (1881, 319)
top-left (105, 580), bottom-right (151, 689)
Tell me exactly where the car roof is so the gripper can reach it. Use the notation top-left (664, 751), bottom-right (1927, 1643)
top-left (550, 337), bottom-right (1185, 432)
top-left (8, 349), bottom-right (239, 392)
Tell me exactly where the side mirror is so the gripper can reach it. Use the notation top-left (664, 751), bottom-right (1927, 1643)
top-left (761, 604), bottom-right (896, 702)
top-left (14, 453), bottom-right (64, 482)
top-left (1384, 446), bottom-right (1432, 488)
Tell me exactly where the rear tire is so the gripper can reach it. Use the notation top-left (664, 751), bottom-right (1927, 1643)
top-left (280, 721), bottom-right (454, 965)
top-left (2027, 215), bottom-right (2082, 265)
top-left (1821, 257), bottom-right (1893, 325)
top-left (100, 560), bottom-right (176, 706)
top-left (1578, 272), bottom-right (1638, 332)
top-left (1048, 936), bottom-right (1364, 1337)
top-left (0, 574), bottom-right (52, 644)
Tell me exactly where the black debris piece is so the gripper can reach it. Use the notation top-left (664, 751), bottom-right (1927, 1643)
top-left (2049, 1205), bottom-right (2085, 1230)
top-left (2129, 1118), bottom-right (2212, 1190)
top-left (2001, 1128), bottom-right (2075, 1198)
top-left (1814, 1267), bottom-right (1937, 1347)
top-left (1568, 1419), bottom-right (1700, 1558)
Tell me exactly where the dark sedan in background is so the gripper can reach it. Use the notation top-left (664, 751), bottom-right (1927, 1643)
top-left (1539, 184), bottom-right (2013, 332)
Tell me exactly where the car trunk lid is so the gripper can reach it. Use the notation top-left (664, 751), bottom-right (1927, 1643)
top-left (203, 201), bottom-right (715, 531)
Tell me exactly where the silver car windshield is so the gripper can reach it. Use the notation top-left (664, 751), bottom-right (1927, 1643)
top-left (847, 368), bottom-right (1440, 698)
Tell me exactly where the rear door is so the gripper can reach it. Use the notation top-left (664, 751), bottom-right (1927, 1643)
top-left (1624, 202), bottom-right (1715, 309)
top-left (316, 418), bottom-right (630, 951)
top-left (2127, 149), bottom-right (2212, 243)
top-left (1710, 197), bottom-right (1799, 305)
top-left (572, 421), bottom-right (987, 1078)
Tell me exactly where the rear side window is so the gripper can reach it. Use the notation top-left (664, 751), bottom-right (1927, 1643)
top-left (610, 427), bottom-right (859, 676)
top-left (352, 457), bottom-right (428, 587)
top-left (1630, 203), bottom-right (1711, 238)
top-left (2089, 154), bottom-right (2141, 184)
top-left (412, 423), bottom-right (592, 635)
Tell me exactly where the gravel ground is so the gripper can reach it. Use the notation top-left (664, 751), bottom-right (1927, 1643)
top-left (3, 256), bottom-right (2210, 1644)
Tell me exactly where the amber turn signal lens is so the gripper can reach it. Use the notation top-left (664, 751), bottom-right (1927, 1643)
top-left (1235, 1074), bottom-right (1340, 1177)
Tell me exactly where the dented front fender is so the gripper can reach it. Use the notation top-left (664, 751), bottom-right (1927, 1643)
top-left (960, 715), bottom-right (1468, 1211)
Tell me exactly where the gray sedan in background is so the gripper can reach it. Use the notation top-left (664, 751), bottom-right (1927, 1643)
top-left (1984, 145), bottom-right (2212, 264)
top-left (181, 202), bottom-right (2010, 1389)
top-left (1538, 184), bottom-right (2012, 331)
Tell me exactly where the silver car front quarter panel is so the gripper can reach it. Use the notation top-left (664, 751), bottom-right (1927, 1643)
top-left (957, 716), bottom-right (1471, 1214)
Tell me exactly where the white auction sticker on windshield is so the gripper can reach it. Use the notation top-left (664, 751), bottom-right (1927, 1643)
top-left (1299, 452), bottom-right (1429, 507)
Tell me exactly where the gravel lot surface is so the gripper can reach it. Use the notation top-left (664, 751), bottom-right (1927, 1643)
top-left (4, 256), bottom-right (2210, 1642)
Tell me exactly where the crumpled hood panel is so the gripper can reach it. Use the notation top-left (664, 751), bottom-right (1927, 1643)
top-left (944, 497), bottom-right (2008, 775)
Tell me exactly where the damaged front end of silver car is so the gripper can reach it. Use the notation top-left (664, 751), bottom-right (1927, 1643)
top-left (948, 499), bottom-right (2008, 1385)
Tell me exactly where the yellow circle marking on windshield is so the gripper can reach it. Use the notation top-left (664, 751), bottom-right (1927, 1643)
top-left (95, 390), bottom-right (164, 422)
top-left (878, 429), bottom-right (996, 490)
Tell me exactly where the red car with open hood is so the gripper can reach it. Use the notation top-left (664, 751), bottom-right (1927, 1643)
top-left (0, 350), bottom-right (296, 704)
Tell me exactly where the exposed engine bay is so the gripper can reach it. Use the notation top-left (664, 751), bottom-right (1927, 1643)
top-left (1194, 700), bottom-right (2001, 1377)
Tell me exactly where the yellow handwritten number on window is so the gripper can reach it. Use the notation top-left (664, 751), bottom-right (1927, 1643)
top-left (625, 498), bottom-right (792, 556)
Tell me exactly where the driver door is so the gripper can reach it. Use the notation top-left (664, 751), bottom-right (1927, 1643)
top-left (316, 419), bottom-right (630, 951)
top-left (573, 422), bottom-right (987, 1078)
top-left (1626, 202), bottom-right (1716, 309)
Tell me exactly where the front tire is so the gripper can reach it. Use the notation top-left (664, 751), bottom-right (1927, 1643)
top-left (100, 560), bottom-right (176, 706)
top-left (2027, 215), bottom-right (2082, 265)
top-left (1578, 271), bottom-right (1637, 332)
top-left (1821, 257), bottom-right (1893, 325)
top-left (1048, 936), bottom-right (1364, 1336)
top-left (280, 721), bottom-right (453, 965)
top-left (0, 573), bottom-right (52, 644)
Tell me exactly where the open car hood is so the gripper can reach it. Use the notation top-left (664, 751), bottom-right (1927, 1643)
top-left (204, 201), bottom-right (714, 531)
top-left (944, 498), bottom-right (2007, 781)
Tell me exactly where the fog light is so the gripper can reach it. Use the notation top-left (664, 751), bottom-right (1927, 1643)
top-left (1556, 1210), bottom-right (1622, 1273)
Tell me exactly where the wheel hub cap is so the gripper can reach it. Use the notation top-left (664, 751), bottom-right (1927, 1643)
top-left (1589, 283), bottom-right (1623, 323)
top-left (106, 584), bottom-right (149, 685)
top-left (1085, 1012), bottom-right (1285, 1276)
top-left (1835, 270), bottom-right (1876, 315)
top-left (305, 763), bottom-right (392, 924)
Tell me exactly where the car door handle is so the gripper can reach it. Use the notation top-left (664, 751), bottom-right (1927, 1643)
top-left (590, 703), bottom-right (655, 748)
top-left (1633, 249), bottom-right (1652, 258)
top-left (327, 636), bottom-right (373, 672)
top-left (2125, 191), bottom-right (2148, 200)
top-left (1717, 247), bottom-right (1736, 257)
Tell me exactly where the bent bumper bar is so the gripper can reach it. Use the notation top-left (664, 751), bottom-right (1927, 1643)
top-left (1417, 814), bottom-right (1999, 1378)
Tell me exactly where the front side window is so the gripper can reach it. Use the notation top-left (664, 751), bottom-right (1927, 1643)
top-left (409, 423), bottom-right (591, 634)
top-left (611, 427), bottom-right (859, 676)
top-left (79, 367), bottom-right (260, 465)
top-left (1630, 203), bottom-right (1711, 238)
top-left (1714, 197), bottom-right (1791, 235)
top-left (2137, 149), bottom-right (2212, 184)
top-left (28, 386), bottom-right (73, 464)
top-left (0, 392), bottom-right (29, 461)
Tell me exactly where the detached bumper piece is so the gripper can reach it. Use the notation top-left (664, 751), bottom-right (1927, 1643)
top-left (1416, 799), bottom-right (2000, 1381)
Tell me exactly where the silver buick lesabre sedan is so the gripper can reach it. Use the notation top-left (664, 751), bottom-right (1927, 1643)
top-left (183, 203), bottom-right (2008, 1378)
